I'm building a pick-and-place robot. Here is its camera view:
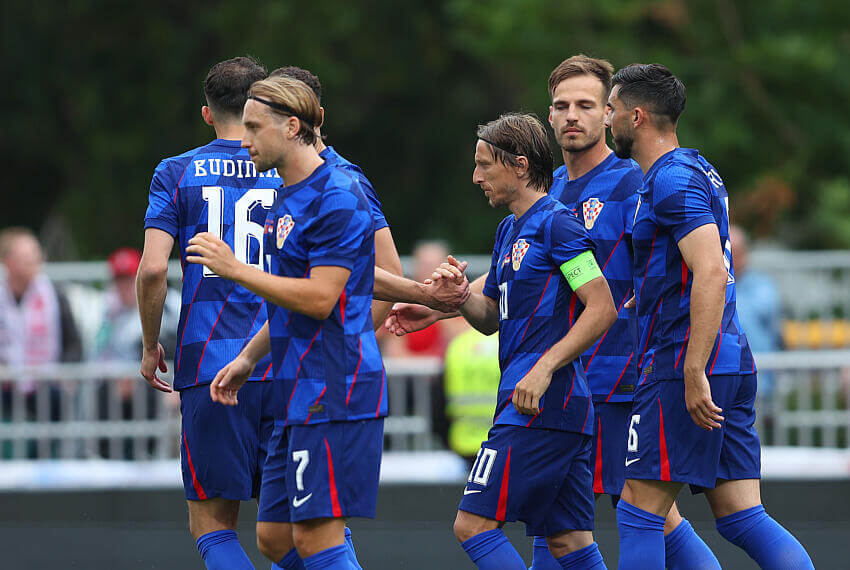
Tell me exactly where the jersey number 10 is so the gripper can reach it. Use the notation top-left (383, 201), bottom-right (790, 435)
top-left (201, 187), bottom-right (277, 277)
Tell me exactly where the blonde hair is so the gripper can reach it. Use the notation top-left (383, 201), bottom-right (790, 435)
top-left (248, 76), bottom-right (322, 145)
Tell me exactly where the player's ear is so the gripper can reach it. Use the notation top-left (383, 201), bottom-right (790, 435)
top-left (318, 107), bottom-right (325, 129)
top-left (633, 106), bottom-right (648, 129)
top-left (201, 106), bottom-right (214, 127)
top-left (514, 155), bottom-right (530, 179)
top-left (548, 105), bottom-right (554, 126)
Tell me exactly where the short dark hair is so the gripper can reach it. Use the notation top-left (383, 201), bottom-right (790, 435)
top-left (204, 56), bottom-right (267, 118)
top-left (477, 113), bottom-right (554, 192)
top-left (548, 54), bottom-right (614, 100)
top-left (269, 66), bottom-right (322, 102)
top-left (611, 63), bottom-right (686, 125)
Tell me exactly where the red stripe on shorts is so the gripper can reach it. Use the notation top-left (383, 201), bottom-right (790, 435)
top-left (182, 429), bottom-right (207, 500)
top-left (324, 437), bottom-right (343, 518)
top-left (495, 446), bottom-right (512, 521)
top-left (658, 398), bottom-right (670, 481)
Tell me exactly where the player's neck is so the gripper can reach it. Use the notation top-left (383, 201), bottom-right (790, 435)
top-left (561, 141), bottom-right (612, 181)
top-left (509, 187), bottom-right (546, 219)
top-left (634, 131), bottom-right (679, 174)
top-left (212, 121), bottom-right (245, 141)
top-left (277, 145), bottom-right (325, 187)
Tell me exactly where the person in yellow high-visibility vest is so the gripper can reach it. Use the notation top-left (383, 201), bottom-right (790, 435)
top-left (443, 324), bottom-right (500, 462)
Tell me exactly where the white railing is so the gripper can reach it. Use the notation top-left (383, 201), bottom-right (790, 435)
top-left (0, 358), bottom-right (445, 460)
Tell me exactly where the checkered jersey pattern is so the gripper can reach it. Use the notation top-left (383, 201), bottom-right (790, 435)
top-left (550, 154), bottom-right (643, 402)
top-left (632, 148), bottom-right (755, 382)
top-left (482, 196), bottom-right (596, 435)
top-left (144, 139), bottom-right (281, 390)
top-left (263, 160), bottom-right (385, 426)
top-left (320, 146), bottom-right (388, 232)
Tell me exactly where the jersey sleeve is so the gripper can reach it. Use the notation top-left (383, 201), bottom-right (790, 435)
top-left (482, 216), bottom-right (511, 300)
top-left (144, 160), bottom-right (180, 237)
top-left (306, 188), bottom-right (372, 270)
top-left (652, 165), bottom-right (716, 243)
top-left (547, 209), bottom-right (596, 267)
top-left (357, 174), bottom-right (389, 232)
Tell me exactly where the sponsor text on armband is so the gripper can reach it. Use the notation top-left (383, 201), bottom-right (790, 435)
top-left (559, 250), bottom-right (602, 291)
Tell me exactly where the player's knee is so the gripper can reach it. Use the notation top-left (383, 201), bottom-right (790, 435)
top-left (256, 522), bottom-right (294, 562)
top-left (453, 513), bottom-right (475, 543)
top-left (453, 511), bottom-right (496, 543)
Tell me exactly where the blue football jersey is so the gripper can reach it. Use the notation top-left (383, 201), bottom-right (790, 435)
top-left (632, 148), bottom-right (755, 382)
top-left (145, 139), bottom-right (281, 390)
top-left (550, 154), bottom-right (643, 402)
top-left (482, 195), bottom-right (596, 435)
top-left (263, 160), bottom-right (386, 426)
top-left (320, 146), bottom-right (388, 232)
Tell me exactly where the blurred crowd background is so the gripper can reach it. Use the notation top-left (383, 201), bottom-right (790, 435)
top-left (1, 1), bottom-right (849, 472)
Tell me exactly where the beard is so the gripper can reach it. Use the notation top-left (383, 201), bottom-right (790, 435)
top-left (558, 128), bottom-right (602, 154)
top-left (611, 131), bottom-right (634, 159)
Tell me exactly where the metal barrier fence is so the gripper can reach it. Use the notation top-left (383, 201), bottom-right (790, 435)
top-left (0, 352), bottom-right (848, 460)
top-left (0, 357), bottom-right (445, 460)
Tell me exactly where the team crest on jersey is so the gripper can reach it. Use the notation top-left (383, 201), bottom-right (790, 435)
top-left (582, 198), bottom-right (604, 230)
top-left (511, 239), bottom-right (530, 271)
top-left (276, 215), bottom-right (294, 249)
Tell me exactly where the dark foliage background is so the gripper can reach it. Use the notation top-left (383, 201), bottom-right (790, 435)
top-left (2, 0), bottom-right (848, 258)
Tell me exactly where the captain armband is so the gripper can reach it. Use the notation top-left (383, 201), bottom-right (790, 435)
top-left (559, 250), bottom-right (603, 292)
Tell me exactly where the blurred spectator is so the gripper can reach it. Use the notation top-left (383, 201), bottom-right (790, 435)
top-left (381, 240), bottom-right (465, 358)
top-left (0, 227), bottom-right (82, 457)
top-left (94, 247), bottom-right (177, 459)
top-left (731, 225), bottom-right (782, 394)
top-left (443, 323), bottom-right (499, 463)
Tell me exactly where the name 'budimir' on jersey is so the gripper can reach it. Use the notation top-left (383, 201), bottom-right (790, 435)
top-left (192, 158), bottom-right (281, 179)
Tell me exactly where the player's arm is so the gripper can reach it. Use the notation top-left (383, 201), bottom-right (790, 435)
top-left (678, 223), bottom-right (728, 430)
top-left (186, 232), bottom-right (349, 320)
top-left (210, 322), bottom-right (270, 406)
top-left (374, 262), bottom-right (470, 313)
top-left (384, 269), bottom-right (486, 336)
top-left (137, 228), bottom-right (174, 393)
top-left (513, 251), bottom-right (618, 415)
top-left (371, 226), bottom-right (404, 330)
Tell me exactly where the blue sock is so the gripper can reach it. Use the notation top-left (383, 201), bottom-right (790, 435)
top-left (460, 528), bottom-right (526, 570)
top-left (716, 505), bottom-right (814, 569)
top-left (529, 535), bottom-right (561, 570)
top-left (344, 527), bottom-right (362, 570)
top-left (274, 547), bottom-right (306, 570)
top-left (616, 500), bottom-right (665, 569)
top-left (664, 518), bottom-right (720, 570)
top-left (195, 530), bottom-right (254, 570)
top-left (302, 543), bottom-right (353, 569)
top-left (556, 542), bottom-right (606, 569)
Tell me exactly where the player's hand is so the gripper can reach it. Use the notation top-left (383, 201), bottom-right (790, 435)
top-left (684, 368), bottom-right (724, 430)
top-left (422, 255), bottom-right (471, 312)
top-left (385, 303), bottom-right (441, 336)
top-left (209, 356), bottom-right (254, 406)
top-left (140, 343), bottom-right (172, 393)
top-left (624, 294), bottom-right (636, 309)
top-left (186, 232), bottom-right (240, 280)
top-left (512, 362), bottom-right (553, 416)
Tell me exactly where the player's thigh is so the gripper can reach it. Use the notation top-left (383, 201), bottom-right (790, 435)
top-left (621, 478), bottom-right (681, 517)
top-left (286, 419), bottom-right (383, 523)
top-left (187, 497), bottom-right (241, 538)
top-left (179, 383), bottom-right (265, 501)
top-left (625, 379), bottom-right (726, 491)
top-left (704, 478), bottom-right (761, 519)
top-left (458, 425), bottom-right (580, 528)
top-left (257, 422), bottom-right (291, 525)
top-left (534, 433), bottom-right (595, 539)
top-left (716, 374), bottom-right (762, 485)
top-left (591, 401), bottom-right (632, 496)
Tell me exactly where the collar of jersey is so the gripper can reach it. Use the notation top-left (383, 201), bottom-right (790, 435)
top-left (208, 138), bottom-right (243, 148)
top-left (279, 159), bottom-right (329, 194)
top-left (640, 148), bottom-right (682, 193)
top-left (562, 151), bottom-right (618, 186)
